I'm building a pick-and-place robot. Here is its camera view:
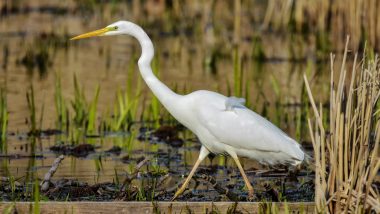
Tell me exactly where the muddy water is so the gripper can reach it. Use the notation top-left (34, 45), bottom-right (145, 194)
top-left (0, 1), bottom-right (325, 201)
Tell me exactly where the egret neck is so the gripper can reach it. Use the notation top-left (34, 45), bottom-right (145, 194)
top-left (129, 25), bottom-right (181, 113)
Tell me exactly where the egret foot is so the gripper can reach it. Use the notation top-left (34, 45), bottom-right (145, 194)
top-left (171, 161), bottom-right (200, 201)
top-left (171, 146), bottom-right (210, 201)
top-left (247, 187), bottom-right (255, 201)
top-left (228, 151), bottom-right (255, 201)
top-left (171, 185), bottom-right (187, 201)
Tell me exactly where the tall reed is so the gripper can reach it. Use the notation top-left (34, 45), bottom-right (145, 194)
top-left (54, 72), bottom-right (69, 132)
top-left (304, 38), bottom-right (380, 213)
top-left (104, 56), bottom-right (142, 132)
top-left (71, 74), bottom-right (100, 135)
top-left (26, 85), bottom-right (37, 134)
top-left (0, 89), bottom-right (7, 145)
top-left (263, 0), bottom-right (380, 51)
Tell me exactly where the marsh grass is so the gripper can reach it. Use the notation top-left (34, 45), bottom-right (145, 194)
top-left (304, 38), bottom-right (380, 213)
top-left (26, 86), bottom-right (36, 133)
top-left (150, 57), bottom-right (162, 127)
top-left (232, 47), bottom-right (255, 111)
top-left (54, 72), bottom-right (69, 132)
top-left (33, 179), bottom-right (40, 214)
top-left (107, 83), bottom-right (141, 132)
top-left (94, 156), bottom-right (103, 183)
top-left (263, 0), bottom-right (380, 51)
top-left (232, 0), bottom-right (243, 100)
top-left (23, 137), bottom-right (38, 204)
top-left (71, 74), bottom-right (88, 129)
top-left (68, 74), bottom-right (101, 142)
top-left (0, 89), bottom-right (7, 149)
top-left (101, 55), bottom-right (143, 133)
top-left (55, 69), bottom-right (143, 137)
top-left (26, 85), bottom-right (44, 135)
top-left (233, 46), bottom-right (243, 98)
top-left (52, 67), bottom-right (145, 146)
top-left (269, 75), bottom-right (282, 126)
top-left (86, 85), bottom-right (100, 134)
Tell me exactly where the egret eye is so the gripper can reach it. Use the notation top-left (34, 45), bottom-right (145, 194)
top-left (114, 26), bottom-right (118, 30)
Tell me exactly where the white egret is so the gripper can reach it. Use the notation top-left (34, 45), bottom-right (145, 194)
top-left (71, 21), bottom-right (305, 200)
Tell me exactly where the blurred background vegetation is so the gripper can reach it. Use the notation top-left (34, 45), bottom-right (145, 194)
top-left (2, 0), bottom-right (378, 135)
top-left (0, 0), bottom-right (379, 204)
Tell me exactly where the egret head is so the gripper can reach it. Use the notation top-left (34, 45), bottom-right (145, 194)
top-left (70, 21), bottom-right (133, 40)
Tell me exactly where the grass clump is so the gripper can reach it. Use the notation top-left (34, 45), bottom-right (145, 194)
top-left (70, 74), bottom-right (100, 138)
top-left (54, 72), bottom-right (69, 132)
top-left (304, 38), bottom-right (380, 213)
top-left (101, 56), bottom-right (142, 132)
top-left (26, 85), bottom-right (44, 135)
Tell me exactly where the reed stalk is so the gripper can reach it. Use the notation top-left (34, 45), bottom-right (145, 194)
top-left (26, 85), bottom-right (37, 134)
top-left (304, 38), bottom-right (380, 213)
top-left (0, 89), bottom-right (7, 146)
top-left (54, 72), bottom-right (69, 132)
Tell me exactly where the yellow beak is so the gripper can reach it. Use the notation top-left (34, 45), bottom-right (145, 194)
top-left (70, 27), bottom-right (110, 40)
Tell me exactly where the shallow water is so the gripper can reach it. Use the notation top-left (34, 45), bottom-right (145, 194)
top-left (0, 0), bottom-right (328, 201)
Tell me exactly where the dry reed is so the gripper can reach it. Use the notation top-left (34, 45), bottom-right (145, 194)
top-left (304, 37), bottom-right (380, 213)
top-left (263, 0), bottom-right (380, 51)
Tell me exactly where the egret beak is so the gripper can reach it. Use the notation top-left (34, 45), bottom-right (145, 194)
top-left (70, 27), bottom-right (110, 40)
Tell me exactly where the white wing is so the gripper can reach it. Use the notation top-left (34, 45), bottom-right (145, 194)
top-left (225, 96), bottom-right (246, 111)
top-left (196, 95), bottom-right (303, 161)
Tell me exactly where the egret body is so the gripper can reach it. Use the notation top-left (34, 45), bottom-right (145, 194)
top-left (71, 21), bottom-right (305, 200)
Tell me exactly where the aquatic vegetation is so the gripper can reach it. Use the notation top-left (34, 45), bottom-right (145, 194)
top-left (26, 86), bottom-right (36, 133)
top-left (204, 48), bottom-right (219, 75)
top-left (26, 85), bottom-right (44, 135)
top-left (54, 71), bottom-right (143, 139)
top-left (0, 89), bottom-right (7, 146)
top-left (8, 176), bottom-right (16, 200)
top-left (105, 89), bottom-right (133, 131)
top-left (6, 0), bottom-right (380, 208)
top-left (295, 83), bottom-right (307, 142)
top-left (101, 56), bottom-right (143, 132)
top-left (263, 0), bottom-right (380, 51)
top-left (113, 168), bottom-right (120, 187)
top-left (94, 156), bottom-right (104, 183)
top-left (19, 46), bottom-right (51, 77)
top-left (71, 74), bottom-right (88, 128)
top-left (149, 158), bottom-right (167, 177)
top-left (2, 45), bottom-right (9, 71)
top-left (54, 72), bottom-right (69, 132)
top-left (251, 35), bottom-right (266, 61)
top-left (269, 74), bottom-right (281, 126)
top-left (70, 74), bottom-right (100, 138)
top-left (33, 179), bottom-right (40, 214)
top-left (232, 1), bottom-right (243, 99)
top-left (305, 39), bottom-right (380, 213)
top-left (106, 85), bottom-right (141, 132)
top-left (86, 85), bottom-right (100, 134)
top-left (54, 68), bottom-right (144, 141)
top-left (233, 46), bottom-right (243, 98)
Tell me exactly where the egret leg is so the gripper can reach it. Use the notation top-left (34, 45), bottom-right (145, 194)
top-left (228, 151), bottom-right (254, 200)
top-left (172, 146), bottom-right (210, 200)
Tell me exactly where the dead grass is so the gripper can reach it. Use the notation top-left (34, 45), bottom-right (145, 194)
top-left (304, 37), bottom-right (380, 213)
top-left (263, 0), bottom-right (380, 51)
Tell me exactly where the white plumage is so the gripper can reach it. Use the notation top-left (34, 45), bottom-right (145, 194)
top-left (71, 20), bottom-right (306, 201)
top-left (179, 90), bottom-right (304, 166)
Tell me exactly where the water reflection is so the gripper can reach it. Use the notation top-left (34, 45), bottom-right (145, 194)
top-left (0, 0), bottom-right (325, 200)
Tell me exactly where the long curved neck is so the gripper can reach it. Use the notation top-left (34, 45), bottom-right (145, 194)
top-left (126, 24), bottom-right (180, 109)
